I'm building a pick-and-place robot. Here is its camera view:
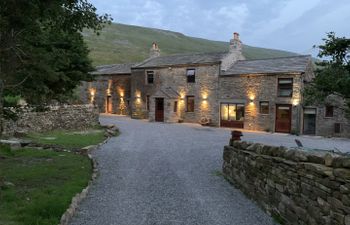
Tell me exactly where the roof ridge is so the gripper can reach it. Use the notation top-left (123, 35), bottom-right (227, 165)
top-left (151, 51), bottom-right (227, 58)
top-left (236, 54), bottom-right (311, 62)
top-left (96, 62), bottom-right (137, 67)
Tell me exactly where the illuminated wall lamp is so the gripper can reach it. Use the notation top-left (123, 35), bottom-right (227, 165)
top-left (293, 99), bottom-right (300, 106)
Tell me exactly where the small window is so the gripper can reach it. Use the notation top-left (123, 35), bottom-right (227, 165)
top-left (186, 69), bottom-right (195, 83)
top-left (325, 106), bottom-right (334, 117)
top-left (146, 71), bottom-right (154, 84)
top-left (174, 101), bottom-right (178, 112)
top-left (186, 96), bottom-right (195, 112)
top-left (278, 78), bottom-right (293, 97)
top-left (146, 95), bottom-right (150, 111)
top-left (260, 101), bottom-right (269, 114)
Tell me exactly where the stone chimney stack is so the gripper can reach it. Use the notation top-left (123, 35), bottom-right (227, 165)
top-left (221, 32), bottom-right (245, 71)
top-left (230, 32), bottom-right (242, 52)
top-left (149, 42), bottom-right (160, 58)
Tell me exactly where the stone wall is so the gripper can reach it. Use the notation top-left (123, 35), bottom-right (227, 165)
top-left (80, 74), bottom-right (131, 115)
top-left (219, 73), bottom-right (303, 132)
top-left (131, 64), bottom-right (221, 125)
top-left (3, 105), bottom-right (99, 136)
top-left (223, 140), bottom-right (350, 225)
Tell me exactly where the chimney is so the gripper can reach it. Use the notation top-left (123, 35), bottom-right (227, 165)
top-left (149, 42), bottom-right (160, 58)
top-left (230, 32), bottom-right (242, 52)
top-left (221, 32), bottom-right (245, 71)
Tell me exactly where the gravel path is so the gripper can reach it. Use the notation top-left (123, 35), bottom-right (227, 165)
top-left (70, 115), bottom-right (276, 225)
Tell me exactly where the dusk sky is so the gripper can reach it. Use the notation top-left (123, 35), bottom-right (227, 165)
top-left (90, 0), bottom-right (350, 55)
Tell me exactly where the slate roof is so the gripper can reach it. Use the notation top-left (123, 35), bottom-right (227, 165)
top-left (222, 55), bottom-right (311, 75)
top-left (133, 52), bottom-right (226, 68)
top-left (153, 87), bottom-right (180, 99)
top-left (91, 63), bottom-right (135, 75)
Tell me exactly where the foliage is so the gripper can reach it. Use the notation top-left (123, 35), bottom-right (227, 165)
top-left (3, 95), bottom-right (20, 107)
top-left (0, 0), bottom-right (112, 105)
top-left (304, 32), bottom-right (350, 115)
top-left (0, 146), bottom-right (92, 225)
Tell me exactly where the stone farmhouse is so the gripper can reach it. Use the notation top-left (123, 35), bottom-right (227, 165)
top-left (80, 33), bottom-right (349, 137)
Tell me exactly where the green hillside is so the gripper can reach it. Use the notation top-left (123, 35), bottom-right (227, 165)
top-left (83, 23), bottom-right (298, 66)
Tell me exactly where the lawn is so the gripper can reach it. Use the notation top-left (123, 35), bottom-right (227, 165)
top-left (26, 129), bottom-right (106, 148)
top-left (0, 128), bottom-right (107, 225)
top-left (0, 146), bottom-right (92, 225)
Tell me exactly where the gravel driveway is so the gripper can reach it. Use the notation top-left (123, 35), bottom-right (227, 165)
top-left (70, 115), bottom-right (276, 225)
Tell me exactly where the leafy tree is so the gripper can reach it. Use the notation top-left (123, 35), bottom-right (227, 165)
top-left (305, 32), bottom-right (350, 116)
top-left (0, 0), bottom-right (111, 131)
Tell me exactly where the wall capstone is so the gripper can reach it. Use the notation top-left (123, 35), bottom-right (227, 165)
top-left (223, 140), bottom-right (350, 225)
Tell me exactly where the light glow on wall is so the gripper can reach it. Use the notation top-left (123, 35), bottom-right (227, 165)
top-left (249, 95), bottom-right (255, 106)
top-left (89, 88), bottom-right (96, 104)
top-left (292, 99), bottom-right (300, 106)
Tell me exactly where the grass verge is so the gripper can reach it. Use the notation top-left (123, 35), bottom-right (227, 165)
top-left (26, 128), bottom-right (106, 148)
top-left (0, 145), bottom-right (92, 225)
top-left (0, 127), bottom-right (108, 225)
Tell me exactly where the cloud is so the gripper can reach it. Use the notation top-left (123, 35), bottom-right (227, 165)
top-left (89, 0), bottom-right (350, 55)
top-left (131, 0), bottom-right (165, 28)
top-left (252, 0), bottom-right (322, 37)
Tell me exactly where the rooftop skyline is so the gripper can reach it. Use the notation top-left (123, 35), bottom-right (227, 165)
top-left (90, 0), bottom-right (350, 56)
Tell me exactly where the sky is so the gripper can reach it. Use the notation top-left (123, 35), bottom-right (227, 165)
top-left (90, 0), bottom-right (350, 55)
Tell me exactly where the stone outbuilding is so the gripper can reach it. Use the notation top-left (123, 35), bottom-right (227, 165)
top-left (80, 33), bottom-right (349, 138)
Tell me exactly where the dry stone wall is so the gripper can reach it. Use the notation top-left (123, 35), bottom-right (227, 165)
top-left (223, 140), bottom-right (350, 225)
top-left (3, 105), bottom-right (99, 136)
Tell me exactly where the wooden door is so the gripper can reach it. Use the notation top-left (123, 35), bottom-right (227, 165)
top-left (275, 104), bottom-right (292, 133)
top-left (155, 98), bottom-right (164, 122)
top-left (106, 96), bottom-right (113, 113)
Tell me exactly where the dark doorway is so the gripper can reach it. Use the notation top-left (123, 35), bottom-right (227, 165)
top-left (275, 104), bottom-right (292, 133)
top-left (106, 95), bottom-right (113, 113)
top-left (155, 98), bottom-right (164, 122)
top-left (303, 108), bottom-right (316, 135)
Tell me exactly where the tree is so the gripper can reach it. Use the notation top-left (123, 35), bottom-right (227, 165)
top-left (0, 0), bottom-right (111, 130)
top-left (305, 32), bottom-right (350, 116)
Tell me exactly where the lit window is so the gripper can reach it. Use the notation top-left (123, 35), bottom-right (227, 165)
top-left (278, 78), bottom-right (293, 97)
top-left (186, 96), bottom-right (195, 112)
top-left (186, 69), bottom-right (195, 83)
top-left (220, 103), bottom-right (245, 121)
top-left (146, 71), bottom-right (154, 84)
top-left (325, 106), bottom-right (334, 117)
top-left (260, 101), bottom-right (269, 114)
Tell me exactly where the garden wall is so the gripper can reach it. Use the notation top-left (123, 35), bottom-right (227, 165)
top-left (3, 104), bottom-right (99, 136)
top-left (223, 140), bottom-right (350, 225)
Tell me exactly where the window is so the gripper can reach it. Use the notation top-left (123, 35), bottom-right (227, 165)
top-left (259, 101), bottom-right (269, 114)
top-left (174, 101), bottom-right (178, 112)
top-left (220, 103), bottom-right (245, 121)
top-left (146, 71), bottom-right (154, 84)
top-left (146, 95), bottom-right (150, 111)
top-left (186, 69), bottom-right (195, 83)
top-left (186, 96), bottom-right (195, 112)
top-left (325, 106), bottom-right (334, 117)
top-left (278, 78), bottom-right (293, 97)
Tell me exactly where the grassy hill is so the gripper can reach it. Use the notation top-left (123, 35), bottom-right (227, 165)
top-left (83, 23), bottom-right (298, 66)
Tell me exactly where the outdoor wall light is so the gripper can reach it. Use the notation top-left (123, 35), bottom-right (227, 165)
top-left (292, 99), bottom-right (300, 106)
